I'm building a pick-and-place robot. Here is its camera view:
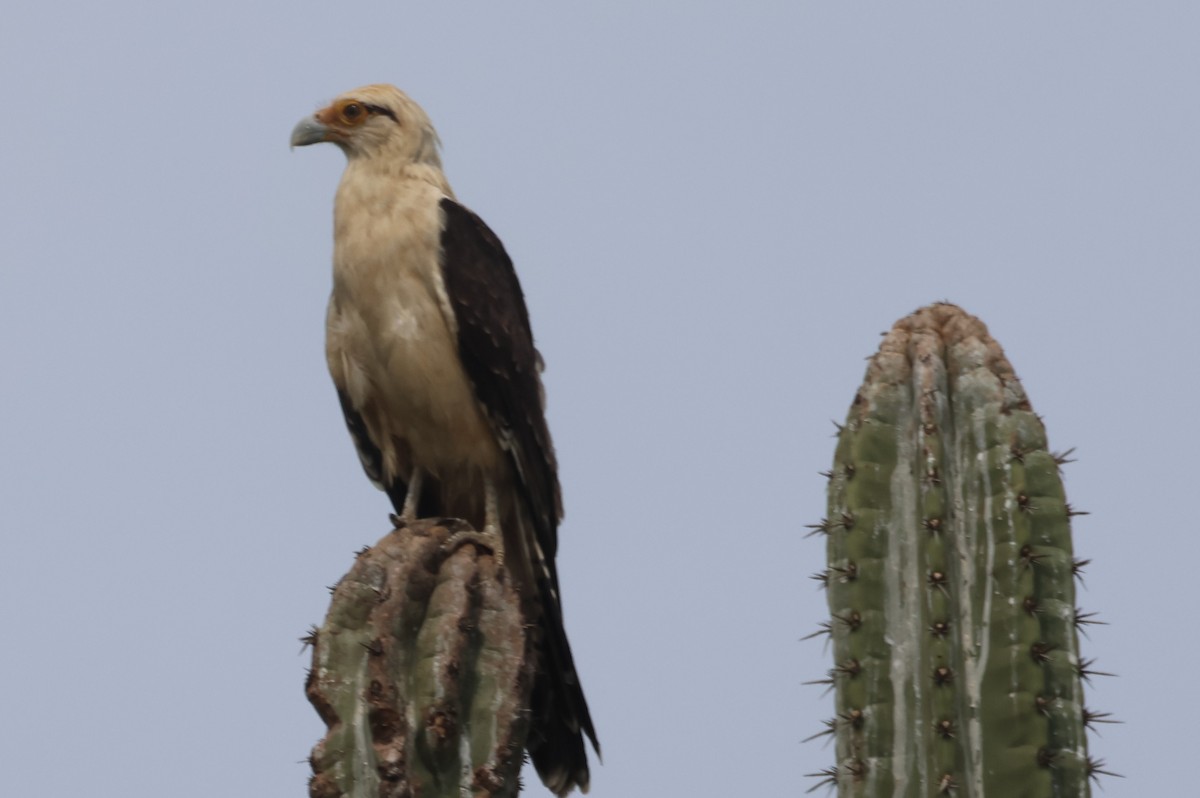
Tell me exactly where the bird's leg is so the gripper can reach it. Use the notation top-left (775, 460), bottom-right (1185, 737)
top-left (444, 476), bottom-right (506, 567)
top-left (481, 476), bottom-right (506, 566)
top-left (401, 467), bottom-right (424, 521)
top-left (390, 468), bottom-right (425, 528)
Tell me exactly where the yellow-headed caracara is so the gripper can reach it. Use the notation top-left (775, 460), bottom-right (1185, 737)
top-left (291, 84), bottom-right (598, 795)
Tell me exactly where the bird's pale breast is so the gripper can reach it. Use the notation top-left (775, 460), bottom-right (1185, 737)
top-left (326, 173), bottom-right (501, 486)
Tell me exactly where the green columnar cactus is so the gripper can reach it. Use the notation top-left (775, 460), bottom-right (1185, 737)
top-left (307, 519), bottom-right (534, 798)
top-left (813, 303), bottom-right (1108, 797)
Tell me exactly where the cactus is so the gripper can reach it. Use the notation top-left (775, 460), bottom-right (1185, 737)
top-left (811, 303), bottom-right (1110, 796)
top-left (306, 518), bottom-right (534, 798)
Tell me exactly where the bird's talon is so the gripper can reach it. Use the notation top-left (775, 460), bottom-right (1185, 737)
top-left (444, 528), bottom-right (505, 568)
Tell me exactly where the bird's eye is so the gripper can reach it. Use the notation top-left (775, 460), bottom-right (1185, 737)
top-left (342, 103), bottom-right (364, 122)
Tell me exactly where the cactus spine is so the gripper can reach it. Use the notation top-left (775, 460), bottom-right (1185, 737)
top-left (306, 519), bottom-right (534, 798)
top-left (815, 303), bottom-right (1104, 797)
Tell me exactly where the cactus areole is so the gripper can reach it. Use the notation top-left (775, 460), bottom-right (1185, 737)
top-left (815, 304), bottom-right (1103, 797)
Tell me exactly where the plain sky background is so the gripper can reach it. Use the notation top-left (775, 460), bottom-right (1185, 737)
top-left (2, 3), bottom-right (1195, 795)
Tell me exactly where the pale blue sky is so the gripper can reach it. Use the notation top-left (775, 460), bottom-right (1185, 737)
top-left (3, 3), bottom-right (1196, 795)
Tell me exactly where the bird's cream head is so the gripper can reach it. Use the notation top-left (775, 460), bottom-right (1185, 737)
top-left (291, 84), bottom-right (442, 166)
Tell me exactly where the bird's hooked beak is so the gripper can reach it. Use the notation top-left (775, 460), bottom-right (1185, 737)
top-left (291, 115), bottom-right (332, 149)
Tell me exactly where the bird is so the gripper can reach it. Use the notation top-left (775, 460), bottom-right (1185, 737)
top-left (291, 84), bottom-right (598, 795)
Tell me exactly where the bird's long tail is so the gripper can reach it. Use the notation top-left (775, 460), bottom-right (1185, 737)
top-left (527, 567), bottom-right (600, 796)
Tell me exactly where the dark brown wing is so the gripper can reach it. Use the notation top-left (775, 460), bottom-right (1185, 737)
top-left (437, 198), bottom-right (562, 560)
top-left (438, 198), bottom-right (599, 793)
